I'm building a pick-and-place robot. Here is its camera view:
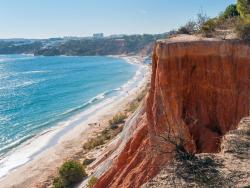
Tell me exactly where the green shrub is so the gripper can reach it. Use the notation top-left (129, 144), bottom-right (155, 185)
top-left (83, 121), bottom-right (124, 151)
top-left (58, 160), bottom-right (87, 187)
top-left (237, 0), bottom-right (250, 21)
top-left (223, 4), bottom-right (240, 18)
top-left (87, 176), bottom-right (98, 188)
top-left (215, 15), bottom-right (241, 30)
top-left (185, 21), bottom-right (197, 34)
top-left (109, 112), bottom-right (127, 126)
top-left (201, 19), bottom-right (217, 36)
top-left (101, 128), bottom-right (112, 140)
top-left (52, 177), bottom-right (65, 188)
top-left (178, 21), bottom-right (197, 34)
top-left (178, 26), bottom-right (191, 34)
top-left (83, 110), bottom-right (131, 152)
top-left (83, 136), bottom-right (105, 150)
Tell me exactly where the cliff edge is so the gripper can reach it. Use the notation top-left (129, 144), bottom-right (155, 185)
top-left (93, 36), bottom-right (250, 188)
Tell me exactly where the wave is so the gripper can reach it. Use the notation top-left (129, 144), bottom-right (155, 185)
top-left (57, 88), bottom-right (120, 118)
top-left (0, 56), bottom-right (35, 63)
top-left (0, 134), bottom-right (34, 157)
top-left (0, 56), bottom-right (149, 178)
top-left (0, 79), bottom-right (46, 90)
top-left (21, 71), bottom-right (49, 74)
top-left (0, 71), bottom-right (49, 80)
top-left (0, 58), bottom-right (12, 63)
top-left (15, 81), bottom-right (36, 88)
top-left (21, 54), bottom-right (34, 57)
top-left (0, 87), bottom-right (122, 164)
top-left (0, 115), bottom-right (11, 123)
top-left (0, 72), bottom-right (15, 80)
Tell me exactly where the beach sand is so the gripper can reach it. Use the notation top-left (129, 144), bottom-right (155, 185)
top-left (0, 55), bottom-right (151, 188)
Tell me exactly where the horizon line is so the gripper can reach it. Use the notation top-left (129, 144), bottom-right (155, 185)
top-left (0, 31), bottom-right (171, 40)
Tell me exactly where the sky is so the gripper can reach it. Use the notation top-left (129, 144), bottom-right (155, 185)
top-left (0, 0), bottom-right (236, 39)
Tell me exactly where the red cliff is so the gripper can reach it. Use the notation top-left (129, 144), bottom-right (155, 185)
top-left (94, 37), bottom-right (250, 188)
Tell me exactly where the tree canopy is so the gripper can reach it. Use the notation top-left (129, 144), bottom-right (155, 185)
top-left (237, 0), bottom-right (250, 21)
top-left (223, 4), bottom-right (240, 18)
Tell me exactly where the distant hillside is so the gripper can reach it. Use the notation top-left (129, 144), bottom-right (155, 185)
top-left (0, 40), bottom-right (42, 54)
top-left (0, 34), bottom-right (168, 56)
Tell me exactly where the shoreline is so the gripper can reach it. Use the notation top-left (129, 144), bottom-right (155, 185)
top-left (0, 55), bottom-right (151, 188)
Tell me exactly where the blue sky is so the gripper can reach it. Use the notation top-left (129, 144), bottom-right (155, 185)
top-left (0, 0), bottom-right (236, 39)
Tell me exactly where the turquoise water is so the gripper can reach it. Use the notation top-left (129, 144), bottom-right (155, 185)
top-left (0, 55), bottom-right (137, 157)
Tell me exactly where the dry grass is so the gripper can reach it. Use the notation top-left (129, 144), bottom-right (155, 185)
top-left (127, 88), bottom-right (148, 113)
top-left (174, 148), bottom-right (225, 187)
top-left (109, 112), bottom-right (127, 126)
top-left (83, 116), bottom-right (124, 151)
top-left (87, 176), bottom-right (98, 188)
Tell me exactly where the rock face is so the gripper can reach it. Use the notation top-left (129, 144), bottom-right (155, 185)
top-left (95, 38), bottom-right (250, 188)
top-left (143, 117), bottom-right (250, 188)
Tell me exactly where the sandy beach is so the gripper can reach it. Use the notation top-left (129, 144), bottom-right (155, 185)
top-left (0, 55), bottom-right (151, 188)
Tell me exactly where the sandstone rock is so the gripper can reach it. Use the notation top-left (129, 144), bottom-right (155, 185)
top-left (94, 38), bottom-right (250, 188)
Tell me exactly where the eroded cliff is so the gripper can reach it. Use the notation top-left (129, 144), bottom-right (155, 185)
top-left (94, 37), bottom-right (250, 188)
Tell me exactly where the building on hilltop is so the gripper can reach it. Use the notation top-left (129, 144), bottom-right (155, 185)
top-left (93, 33), bottom-right (104, 38)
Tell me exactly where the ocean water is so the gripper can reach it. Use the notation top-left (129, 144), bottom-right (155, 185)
top-left (0, 54), bottom-right (138, 158)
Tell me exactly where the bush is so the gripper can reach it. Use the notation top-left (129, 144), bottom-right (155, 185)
top-left (83, 136), bottom-right (105, 150)
top-left (216, 15), bottom-right (241, 30)
top-left (178, 27), bottom-right (190, 35)
top-left (236, 21), bottom-right (250, 40)
top-left (109, 112), bottom-right (127, 126)
top-left (223, 4), bottom-right (240, 19)
top-left (87, 176), bottom-right (98, 188)
top-left (201, 19), bottom-right (217, 36)
top-left (83, 120), bottom-right (124, 151)
top-left (178, 26), bottom-right (190, 34)
top-left (58, 160), bottom-right (87, 187)
top-left (237, 0), bottom-right (250, 21)
top-left (196, 11), bottom-right (209, 31)
top-left (177, 21), bottom-right (196, 34)
top-left (185, 21), bottom-right (197, 33)
top-left (53, 177), bottom-right (65, 188)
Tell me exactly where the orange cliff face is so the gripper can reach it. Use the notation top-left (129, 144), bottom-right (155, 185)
top-left (95, 38), bottom-right (250, 188)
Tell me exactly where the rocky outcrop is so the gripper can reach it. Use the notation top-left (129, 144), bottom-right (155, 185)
top-left (143, 117), bottom-right (250, 187)
top-left (94, 37), bottom-right (250, 188)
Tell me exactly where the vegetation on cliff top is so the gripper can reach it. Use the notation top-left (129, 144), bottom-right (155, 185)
top-left (237, 0), bottom-right (250, 20)
top-left (176, 0), bottom-right (250, 41)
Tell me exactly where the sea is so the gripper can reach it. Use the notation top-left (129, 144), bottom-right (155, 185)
top-left (0, 54), bottom-right (145, 177)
